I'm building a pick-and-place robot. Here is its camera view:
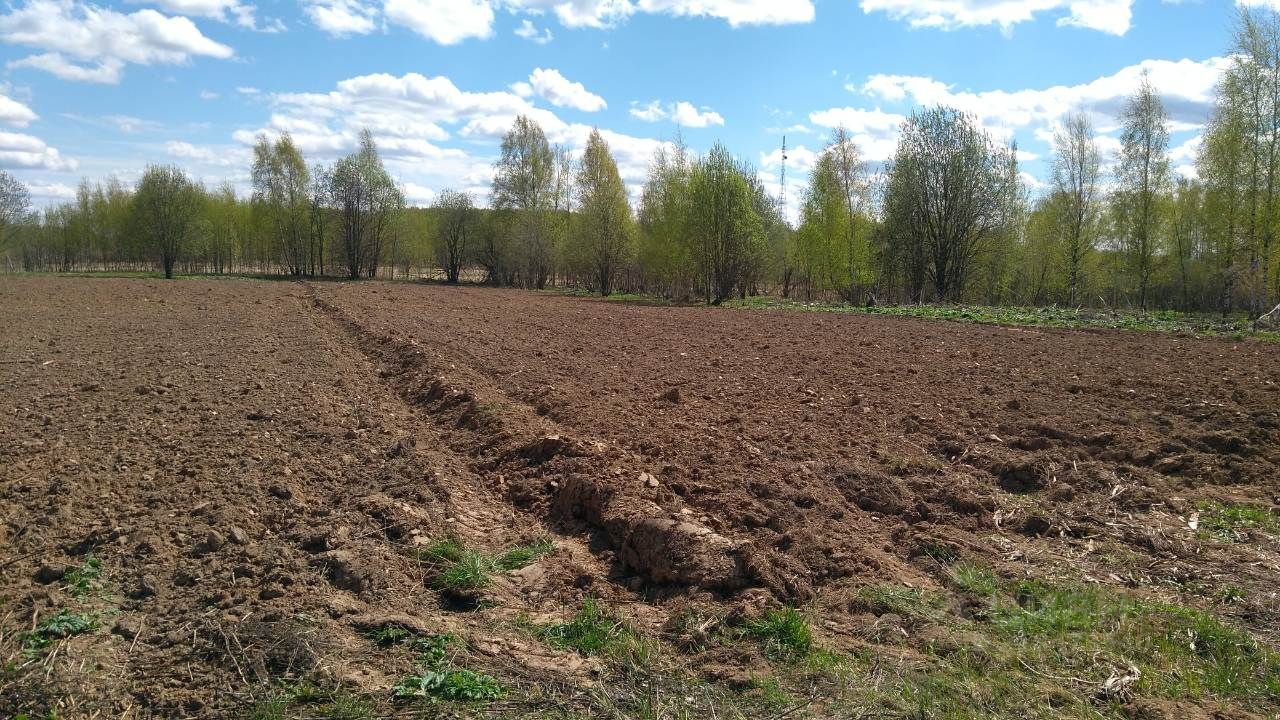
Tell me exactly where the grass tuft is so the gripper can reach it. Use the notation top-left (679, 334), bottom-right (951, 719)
top-left (742, 608), bottom-right (813, 662)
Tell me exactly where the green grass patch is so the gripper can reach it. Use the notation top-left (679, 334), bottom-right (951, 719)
top-left (857, 584), bottom-right (947, 621)
top-left (418, 536), bottom-right (556, 592)
top-left (741, 607), bottom-right (813, 662)
top-left (1195, 501), bottom-right (1280, 543)
top-left (248, 683), bottom-right (378, 720)
top-left (495, 537), bottom-right (556, 571)
top-left (532, 598), bottom-right (634, 656)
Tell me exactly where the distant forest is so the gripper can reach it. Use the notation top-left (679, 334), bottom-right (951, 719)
top-left (2, 9), bottom-right (1279, 318)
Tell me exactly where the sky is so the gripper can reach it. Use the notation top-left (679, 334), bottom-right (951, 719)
top-left (0, 0), bottom-right (1256, 221)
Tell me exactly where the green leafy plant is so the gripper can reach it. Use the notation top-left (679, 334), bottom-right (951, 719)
top-left (23, 610), bottom-right (99, 657)
top-left (63, 554), bottom-right (104, 597)
top-left (392, 668), bottom-right (503, 702)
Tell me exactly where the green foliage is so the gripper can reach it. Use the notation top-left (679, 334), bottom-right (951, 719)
top-left (63, 553), bottom-right (103, 598)
top-left (366, 625), bottom-right (412, 647)
top-left (741, 608), bottom-right (813, 661)
top-left (390, 632), bottom-right (502, 704)
top-left (23, 610), bottom-right (99, 656)
top-left (392, 668), bottom-right (504, 702)
top-left (1195, 501), bottom-right (1280, 543)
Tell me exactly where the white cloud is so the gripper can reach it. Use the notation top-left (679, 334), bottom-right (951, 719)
top-left (514, 18), bottom-right (553, 43)
top-left (200, 89), bottom-right (219, 100)
top-left (0, 0), bottom-right (234, 84)
top-left (506, 0), bottom-right (814, 28)
top-left (166, 139), bottom-right (250, 167)
top-left (236, 85), bottom-right (260, 94)
top-left (105, 114), bottom-right (162, 133)
top-left (857, 57), bottom-right (1226, 137)
top-left (232, 70), bottom-right (671, 207)
top-left (630, 99), bottom-right (724, 127)
top-left (0, 94), bottom-right (38, 127)
top-left (27, 180), bottom-right (77, 201)
top-left (524, 68), bottom-right (606, 112)
top-left (126, 0), bottom-right (283, 32)
top-left (0, 130), bottom-right (77, 171)
top-left (308, 0), bottom-right (814, 39)
top-left (383, 0), bottom-right (493, 44)
top-left (302, 0), bottom-right (376, 34)
top-left (858, 0), bottom-right (1133, 35)
top-left (806, 107), bottom-right (904, 161)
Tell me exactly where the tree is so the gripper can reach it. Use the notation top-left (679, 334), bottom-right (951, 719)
top-left (796, 129), bottom-right (871, 301)
top-left (638, 135), bottom-right (693, 298)
top-left (1052, 112), bottom-right (1102, 306)
top-left (492, 115), bottom-right (557, 288)
top-left (434, 189), bottom-right (475, 284)
top-left (1116, 72), bottom-right (1171, 311)
top-left (883, 106), bottom-right (1017, 302)
top-left (251, 133), bottom-right (311, 275)
top-left (571, 129), bottom-right (633, 296)
top-left (0, 170), bottom-right (30, 260)
top-left (686, 143), bottom-right (764, 304)
top-left (133, 165), bottom-right (201, 279)
top-left (329, 130), bottom-right (403, 279)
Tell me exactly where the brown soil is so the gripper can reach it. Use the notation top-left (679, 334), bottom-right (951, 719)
top-left (2, 277), bottom-right (1278, 718)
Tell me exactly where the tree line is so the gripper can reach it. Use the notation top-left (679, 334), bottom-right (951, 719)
top-left (2, 8), bottom-right (1277, 316)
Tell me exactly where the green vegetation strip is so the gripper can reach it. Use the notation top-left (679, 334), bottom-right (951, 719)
top-left (724, 296), bottom-right (1280, 342)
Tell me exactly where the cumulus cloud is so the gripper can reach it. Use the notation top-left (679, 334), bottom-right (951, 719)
top-left (858, 0), bottom-right (1133, 35)
top-left (520, 68), bottom-right (606, 112)
top-left (0, 94), bottom-right (38, 127)
top-left (307, 0), bottom-right (813, 40)
top-left (383, 0), bottom-right (493, 44)
top-left (0, 0), bottom-right (234, 84)
top-left (126, 0), bottom-right (284, 32)
top-left (806, 107), bottom-right (905, 161)
top-left (629, 99), bottom-right (724, 127)
top-left (227, 70), bottom-right (671, 207)
top-left (0, 131), bottom-right (77, 171)
top-left (857, 57), bottom-right (1226, 137)
top-left (302, 0), bottom-right (376, 34)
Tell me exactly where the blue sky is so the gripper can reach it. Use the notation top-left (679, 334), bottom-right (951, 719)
top-left (0, 0), bottom-right (1248, 218)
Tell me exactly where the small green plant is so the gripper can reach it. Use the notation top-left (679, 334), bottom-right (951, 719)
top-left (366, 624), bottom-right (412, 647)
top-left (742, 607), bottom-right (813, 661)
top-left (392, 668), bottom-right (503, 702)
top-left (23, 610), bottom-right (99, 657)
top-left (495, 537), bottom-right (555, 571)
top-left (1218, 584), bottom-right (1248, 604)
top-left (1196, 501), bottom-right (1280, 543)
top-left (63, 554), bottom-right (103, 597)
top-left (410, 633), bottom-right (455, 668)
